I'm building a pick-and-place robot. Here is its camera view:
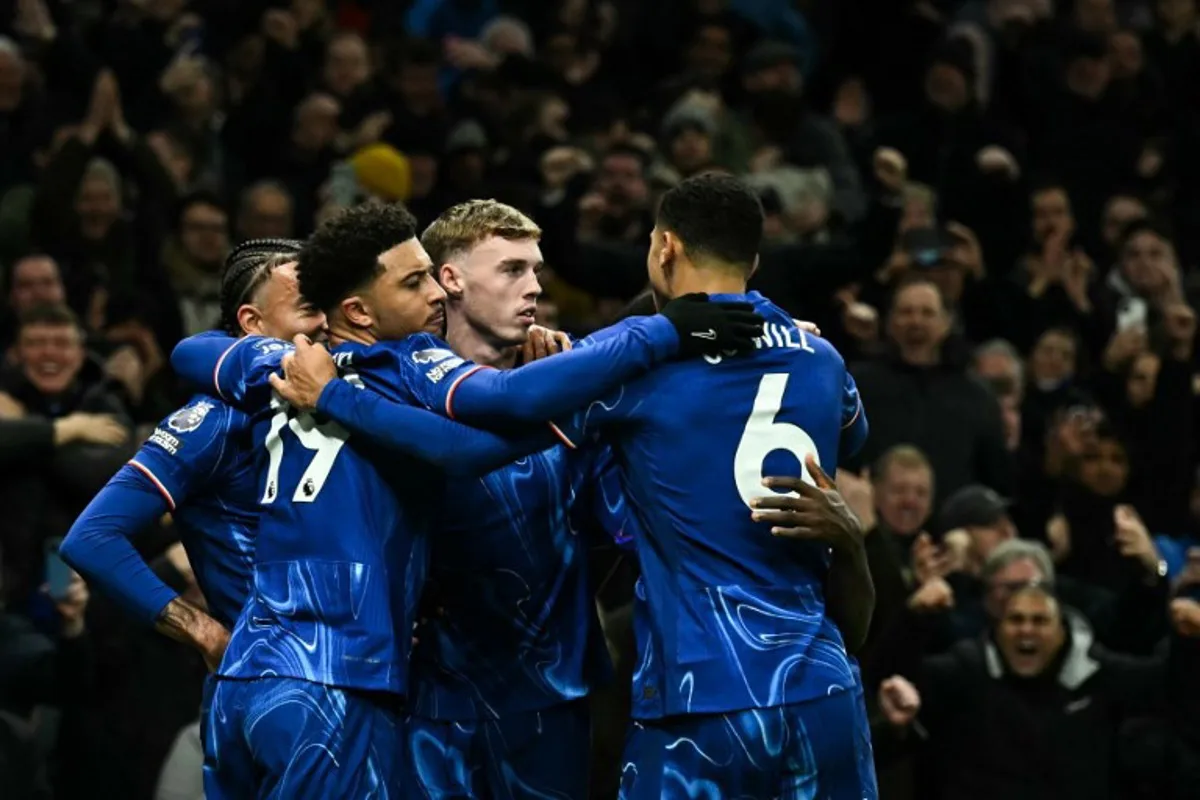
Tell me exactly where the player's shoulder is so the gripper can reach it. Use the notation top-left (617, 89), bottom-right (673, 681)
top-left (244, 336), bottom-right (294, 358)
top-left (368, 334), bottom-right (468, 381)
top-left (575, 317), bottom-right (643, 350)
top-left (141, 394), bottom-right (237, 464)
top-left (751, 301), bottom-right (846, 370)
top-left (332, 335), bottom-right (471, 399)
top-left (798, 330), bottom-right (847, 367)
top-left (160, 394), bottom-right (236, 436)
top-left (355, 334), bottom-right (455, 365)
top-left (397, 334), bottom-right (463, 368)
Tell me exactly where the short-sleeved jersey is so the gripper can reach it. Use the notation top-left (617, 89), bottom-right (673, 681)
top-left (556, 291), bottom-right (869, 719)
top-left (129, 394), bottom-right (259, 630)
top-left (217, 338), bottom-right (445, 695)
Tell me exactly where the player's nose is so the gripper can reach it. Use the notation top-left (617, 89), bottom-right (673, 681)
top-left (522, 272), bottom-right (542, 300)
top-left (425, 278), bottom-right (448, 304)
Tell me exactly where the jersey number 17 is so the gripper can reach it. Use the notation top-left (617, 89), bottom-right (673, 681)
top-left (260, 386), bottom-right (356, 504)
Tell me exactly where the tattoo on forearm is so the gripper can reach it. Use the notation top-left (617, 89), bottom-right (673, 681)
top-left (154, 597), bottom-right (210, 644)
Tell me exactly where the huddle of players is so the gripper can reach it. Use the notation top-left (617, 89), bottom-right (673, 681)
top-left (63, 173), bottom-right (878, 799)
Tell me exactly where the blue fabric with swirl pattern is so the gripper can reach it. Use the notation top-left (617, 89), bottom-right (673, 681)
top-left (404, 441), bottom-right (624, 799)
top-left (551, 292), bottom-right (875, 796)
top-left (204, 676), bottom-right (406, 800)
top-left (408, 440), bottom-right (617, 720)
top-left (618, 680), bottom-right (877, 799)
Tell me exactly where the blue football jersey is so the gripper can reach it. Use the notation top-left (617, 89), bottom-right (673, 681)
top-left (169, 321), bottom-right (688, 695)
top-left (130, 394), bottom-right (259, 630)
top-left (557, 291), bottom-right (869, 719)
top-left (218, 338), bottom-right (445, 695)
top-left (408, 442), bottom-right (616, 720)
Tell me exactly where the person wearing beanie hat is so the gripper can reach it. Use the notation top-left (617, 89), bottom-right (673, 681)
top-left (349, 143), bottom-right (412, 202)
top-left (662, 102), bottom-right (719, 177)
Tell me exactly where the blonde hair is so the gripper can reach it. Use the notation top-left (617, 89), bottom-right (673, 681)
top-left (421, 199), bottom-right (541, 266)
top-left (873, 444), bottom-right (933, 485)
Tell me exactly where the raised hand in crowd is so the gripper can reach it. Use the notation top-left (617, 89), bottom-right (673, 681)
top-left (1113, 505), bottom-right (1163, 583)
top-left (879, 676), bottom-right (922, 727)
top-left (1103, 325), bottom-right (1150, 372)
top-left (835, 468), bottom-right (875, 532)
top-left (1164, 303), bottom-right (1196, 362)
top-left (1171, 548), bottom-right (1200, 638)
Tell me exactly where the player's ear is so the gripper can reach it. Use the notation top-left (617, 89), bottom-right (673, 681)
top-left (748, 254), bottom-right (760, 280)
top-left (660, 231), bottom-right (680, 278)
top-left (341, 294), bottom-right (373, 330)
top-left (439, 262), bottom-right (464, 300)
top-left (236, 304), bottom-right (265, 336)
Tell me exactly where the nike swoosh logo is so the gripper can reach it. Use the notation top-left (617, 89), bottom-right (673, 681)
top-left (691, 329), bottom-right (718, 340)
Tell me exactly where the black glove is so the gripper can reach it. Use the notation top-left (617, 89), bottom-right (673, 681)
top-left (659, 293), bottom-right (765, 358)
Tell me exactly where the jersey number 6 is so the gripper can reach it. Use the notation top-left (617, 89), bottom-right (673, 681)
top-left (733, 373), bottom-right (820, 509)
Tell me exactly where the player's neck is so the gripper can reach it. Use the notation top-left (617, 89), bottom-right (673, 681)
top-left (670, 266), bottom-right (747, 298)
top-left (327, 319), bottom-right (376, 348)
top-left (445, 311), bottom-right (519, 370)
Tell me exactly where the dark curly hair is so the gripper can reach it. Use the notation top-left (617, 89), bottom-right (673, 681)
top-left (298, 202), bottom-right (419, 314)
top-left (218, 238), bottom-right (303, 335)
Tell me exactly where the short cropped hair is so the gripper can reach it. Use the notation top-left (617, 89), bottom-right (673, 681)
top-left (421, 199), bottom-right (541, 266)
top-left (892, 274), bottom-right (948, 311)
top-left (299, 202), bottom-right (419, 313)
top-left (18, 303), bottom-right (84, 335)
top-left (873, 444), bottom-right (933, 485)
top-left (219, 238), bottom-right (304, 335)
top-left (656, 173), bottom-right (763, 271)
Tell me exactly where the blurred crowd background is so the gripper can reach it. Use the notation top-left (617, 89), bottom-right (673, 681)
top-left (2, 0), bottom-right (1200, 798)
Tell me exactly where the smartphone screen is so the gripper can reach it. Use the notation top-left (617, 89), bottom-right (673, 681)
top-left (1116, 297), bottom-right (1147, 332)
top-left (44, 538), bottom-right (73, 600)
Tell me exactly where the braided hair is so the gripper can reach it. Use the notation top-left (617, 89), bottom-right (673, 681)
top-left (218, 238), bottom-right (304, 335)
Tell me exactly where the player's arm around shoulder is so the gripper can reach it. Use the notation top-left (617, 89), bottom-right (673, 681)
top-left (171, 331), bottom-right (295, 408)
top-left (752, 457), bottom-right (875, 652)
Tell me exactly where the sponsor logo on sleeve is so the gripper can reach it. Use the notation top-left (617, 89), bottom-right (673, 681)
top-left (411, 348), bottom-right (458, 365)
top-left (167, 400), bottom-right (215, 433)
top-left (424, 358), bottom-right (465, 383)
top-left (147, 428), bottom-right (182, 455)
top-left (253, 339), bottom-right (290, 355)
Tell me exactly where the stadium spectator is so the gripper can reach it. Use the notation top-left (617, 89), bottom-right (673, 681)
top-left (0, 1), bottom-right (1194, 797)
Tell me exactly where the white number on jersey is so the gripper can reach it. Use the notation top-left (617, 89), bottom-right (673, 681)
top-left (261, 395), bottom-right (349, 504)
top-left (733, 373), bottom-right (820, 509)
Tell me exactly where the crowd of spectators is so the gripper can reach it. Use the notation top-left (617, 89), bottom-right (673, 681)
top-left (2, 0), bottom-right (1200, 798)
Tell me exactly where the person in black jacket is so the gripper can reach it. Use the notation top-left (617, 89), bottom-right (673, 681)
top-left (876, 581), bottom-right (1194, 800)
top-left (0, 303), bottom-right (132, 607)
top-left (848, 275), bottom-right (1013, 502)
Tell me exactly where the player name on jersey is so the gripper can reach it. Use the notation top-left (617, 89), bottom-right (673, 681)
top-left (706, 322), bottom-right (815, 365)
top-left (756, 321), bottom-right (816, 352)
